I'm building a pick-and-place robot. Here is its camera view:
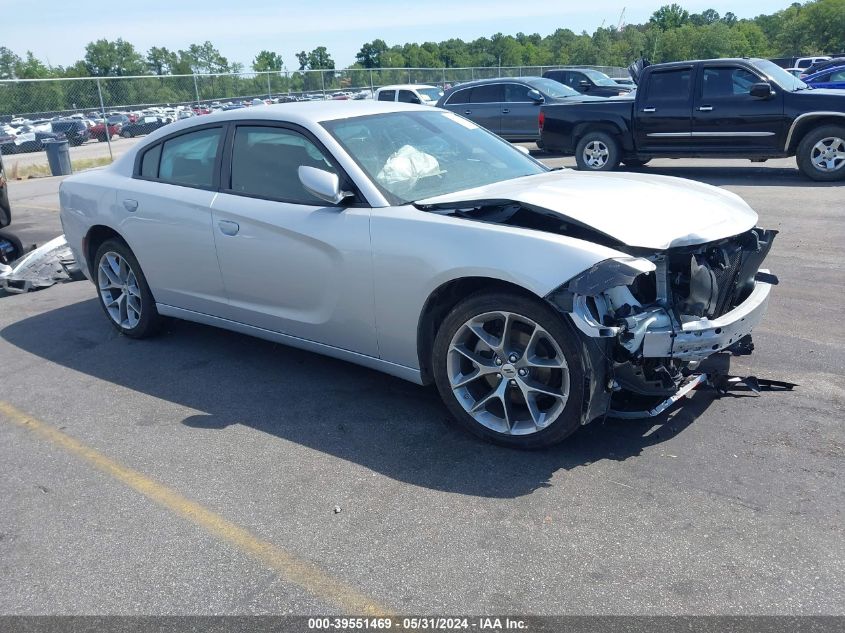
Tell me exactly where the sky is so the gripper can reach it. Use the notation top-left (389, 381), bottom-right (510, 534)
top-left (0, 0), bottom-right (789, 70)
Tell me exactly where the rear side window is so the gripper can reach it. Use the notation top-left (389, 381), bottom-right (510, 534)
top-left (140, 143), bottom-right (161, 178)
top-left (158, 127), bottom-right (222, 188)
top-left (469, 83), bottom-right (503, 103)
top-left (397, 90), bottom-right (418, 103)
top-left (377, 90), bottom-right (395, 101)
top-left (831, 69), bottom-right (845, 82)
top-left (645, 68), bottom-right (692, 101)
top-left (229, 126), bottom-right (336, 204)
top-left (445, 88), bottom-right (470, 105)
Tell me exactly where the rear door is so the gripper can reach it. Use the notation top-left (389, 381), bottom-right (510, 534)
top-left (461, 83), bottom-right (503, 134)
top-left (635, 65), bottom-right (695, 152)
top-left (692, 63), bottom-right (784, 152)
top-left (500, 83), bottom-right (541, 140)
top-left (116, 125), bottom-right (229, 316)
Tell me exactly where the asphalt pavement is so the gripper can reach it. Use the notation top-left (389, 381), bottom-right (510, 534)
top-left (0, 155), bottom-right (843, 616)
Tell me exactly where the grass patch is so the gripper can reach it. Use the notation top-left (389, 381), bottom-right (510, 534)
top-left (9, 156), bottom-right (113, 180)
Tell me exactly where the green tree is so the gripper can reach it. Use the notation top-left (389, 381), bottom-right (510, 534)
top-left (84, 38), bottom-right (147, 76)
top-left (296, 47), bottom-right (335, 70)
top-left (650, 4), bottom-right (690, 30)
top-left (356, 39), bottom-right (389, 68)
top-left (0, 47), bottom-right (21, 79)
top-left (252, 50), bottom-right (283, 72)
top-left (147, 47), bottom-right (178, 75)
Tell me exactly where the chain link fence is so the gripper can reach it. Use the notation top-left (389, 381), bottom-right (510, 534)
top-left (0, 65), bottom-right (626, 176)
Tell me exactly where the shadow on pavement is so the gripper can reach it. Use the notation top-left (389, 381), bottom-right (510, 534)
top-left (2, 296), bottom-right (721, 499)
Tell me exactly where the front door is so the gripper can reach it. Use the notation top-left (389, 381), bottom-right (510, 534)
top-left (500, 83), bottom-right (542, 140)
top-left (211, 123), bottom-right (378, 356)
top-left (692, 64), bottom-right (785, 152)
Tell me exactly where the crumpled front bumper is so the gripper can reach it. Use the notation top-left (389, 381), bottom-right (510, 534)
top-left (641, 271), bottom-right (774, 360)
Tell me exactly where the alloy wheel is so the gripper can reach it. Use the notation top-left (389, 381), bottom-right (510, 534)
top-left (447, 311), bottom-right (570, 435)
top-left (98, 251), bottom-right (142, 329)
top-left (583, 140), bottom-right (609, 168)
top-left (810, 136), bottom-right (845, 172)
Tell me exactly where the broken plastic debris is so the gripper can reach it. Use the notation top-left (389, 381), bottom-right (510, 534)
top-left (0, 235), bottom-right (82, 294)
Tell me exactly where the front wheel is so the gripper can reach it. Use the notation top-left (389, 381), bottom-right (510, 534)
top-left (797, 125), bottom-right (845, 181)
top-left (94, 239), bottom-right (162, 338)
top-left (432, 292), bottom-right (585, 449)
top-left (575, 131), bottom-right (621, 172)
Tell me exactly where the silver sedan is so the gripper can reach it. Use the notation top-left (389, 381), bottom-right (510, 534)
top-left (60, 101), bottom-right (776, 448)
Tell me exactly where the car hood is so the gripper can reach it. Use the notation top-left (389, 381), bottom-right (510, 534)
top-left (416, 170), bottom-right (758, 250)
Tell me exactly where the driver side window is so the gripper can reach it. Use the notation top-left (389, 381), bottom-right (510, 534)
top-left (229, 126), bottom-right (337, 204)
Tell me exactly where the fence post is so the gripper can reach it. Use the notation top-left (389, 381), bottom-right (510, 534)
top-left (192, 73), bottom-right (200, 105)
top-left (96, 78), bottom-right (113, 161)
top-left (321, 70), bottom-right (326, 98)
top-left (442, 67), bottom-right (446, 89)
top-left (369, 69), bottom-right (374, 95)
top-left (471, 68), bottom-right (474, 81)
top-left (267, 72), bottom-right (272, 100)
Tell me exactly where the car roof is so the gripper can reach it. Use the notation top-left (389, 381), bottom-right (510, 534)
top-left (444, 76), bottom-right (545, 91)
top-left (805, 64), bottom-right (845, 79)
top-left (376, 84), bottom-right (438, 91)
top-left (141, 101), bottom-right (433, 138)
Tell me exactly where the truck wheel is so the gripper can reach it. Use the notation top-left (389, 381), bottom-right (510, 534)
top-left (575, 131), bottom-right (621, 171)
top-left (796, 125), bottom-right (845, 181)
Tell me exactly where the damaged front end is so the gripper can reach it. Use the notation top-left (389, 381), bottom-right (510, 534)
top-left (547, 228), bottom-right (778, 417)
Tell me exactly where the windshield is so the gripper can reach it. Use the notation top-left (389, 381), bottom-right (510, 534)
top-left (752, 59), bottom-right (809, 91)
top-left (323, 110), bottom-right (547, 205)
top-left (581, 69), bottom-right (620, 87)
top-left (528, 78), bottom-right (579, 99)
top-left (418, 87), bottom-right (444, 102)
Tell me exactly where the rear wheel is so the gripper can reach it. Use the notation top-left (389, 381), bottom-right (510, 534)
top-left (94, 239), bottom-right (162, 338)
top-left (0, 230), bottom-right (24, 266)
top-left (796, 125), bottom-right (845, 181)
top-left (575, 131), bottom-right (621, 172)
top-left (432, 292), bottom-right (584, 449)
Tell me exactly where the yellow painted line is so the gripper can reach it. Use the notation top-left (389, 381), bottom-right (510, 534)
top-left (18, 204), bottom-right (59, 212)
top-left (0, 400), bottom-right (389, 616)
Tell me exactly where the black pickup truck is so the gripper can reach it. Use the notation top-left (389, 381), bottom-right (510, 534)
top-left (539, 58), bottom-right (845, 181)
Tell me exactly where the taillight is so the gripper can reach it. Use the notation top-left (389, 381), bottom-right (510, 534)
top-left (538, 111), bottom-right (545, 132)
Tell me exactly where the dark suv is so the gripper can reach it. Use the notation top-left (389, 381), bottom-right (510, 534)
top-left (542, 68), bottom-right (632, 97)
top-left (51, 119), bottom-right (91, 146)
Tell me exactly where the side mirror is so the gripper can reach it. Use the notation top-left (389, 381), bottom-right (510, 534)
top-left (579, 80), bottom-right (591, 89)
top-left (298, 166), bottom-right (353, 205)
top-left (527, 89), bottom-right (545, 103)
top-left (750, 82), bottom-right (774, 99)
top-left (411, 96), bottom-right (422, 104)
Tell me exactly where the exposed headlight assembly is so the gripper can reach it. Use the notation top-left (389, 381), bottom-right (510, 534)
top-left (566, 257), bottom-right (656, 295)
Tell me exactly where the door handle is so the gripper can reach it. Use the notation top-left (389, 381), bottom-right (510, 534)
top-left (217, 220), bottom-right (239, 236)
top-left (698, 106), bottom-right (714, 112)
top-left (464, 110), bottom-right (472, 115)
top-left (123, 199), bottom-right (138, 212)
top-left (501, 108), bottom-right (510, 114)
top-left (642, 107), bottom-right (656, 113)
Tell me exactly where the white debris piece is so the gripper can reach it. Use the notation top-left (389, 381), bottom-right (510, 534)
top-left (0, 235), bottom-right (81, 293)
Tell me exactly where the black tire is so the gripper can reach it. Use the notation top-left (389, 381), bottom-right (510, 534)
top-left (432, 291), bottom-right (585, 449)
top-left (121, 131), bottom-right (132, 138)
top-left (93, 238), bottom-right (162, 339)
top-left (622, 158), bottom-right (650, 168)
top-left (574, 131), bottom-right (621, 172)
top-left (0, 230), bottom-right (24, 265)
top-left (796, 125), bottom-right (845, 182)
